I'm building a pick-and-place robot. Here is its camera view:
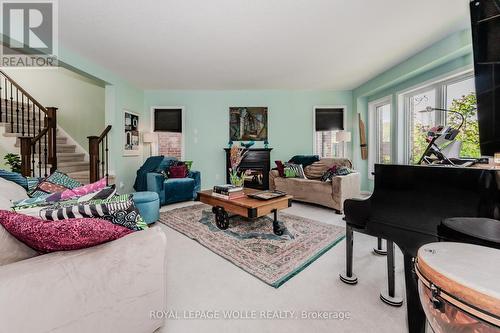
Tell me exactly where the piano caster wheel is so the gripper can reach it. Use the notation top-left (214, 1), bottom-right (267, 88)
top-left (380, 289), bottom-right (403, 307)
top-left (339, 272), bottom-right (358, 285)
top-left (373, 248), bottom-right (387, 256)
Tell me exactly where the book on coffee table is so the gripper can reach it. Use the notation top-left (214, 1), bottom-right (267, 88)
top-left (246, 190), bottom-right (287, 200)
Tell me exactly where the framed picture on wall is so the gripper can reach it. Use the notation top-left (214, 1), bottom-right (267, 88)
top-left (229, 107), bottom-right (268, 141)
top-left (123, 110), bottom-right (140, 156)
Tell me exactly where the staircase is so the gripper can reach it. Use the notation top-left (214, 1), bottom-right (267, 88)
top-left (0, 70), bottom-right (110, 185)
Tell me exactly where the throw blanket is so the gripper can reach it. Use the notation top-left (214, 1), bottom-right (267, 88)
top-left (133, 156), bottom-right (165, 191)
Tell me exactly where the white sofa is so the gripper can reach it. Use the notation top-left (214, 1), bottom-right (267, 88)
top-left (0, 177), bottom-right (167, 333)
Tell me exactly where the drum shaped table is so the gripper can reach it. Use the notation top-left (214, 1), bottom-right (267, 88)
top-left (197, 189), bottom-right (293, 235)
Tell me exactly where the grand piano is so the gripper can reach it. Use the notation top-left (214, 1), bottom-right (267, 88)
top-left (342, 164), bottom-right (499, 333)
top-left (341, 1), bottom-right (500, 332)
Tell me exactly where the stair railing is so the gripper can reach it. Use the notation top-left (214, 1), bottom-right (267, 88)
top-left (88, 125), bottom-right (112, 185)
top-left (0, 70), bottom-right (58, 177)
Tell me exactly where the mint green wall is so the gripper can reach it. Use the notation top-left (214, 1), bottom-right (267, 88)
top-left (145, 90), bottom-right (353, 189)
top-left (59, 47), bottom-right (146, 193)
top-left (2, 67), bottom-right (105, 149)
top-left (351, 29), bottom-right (474, 191)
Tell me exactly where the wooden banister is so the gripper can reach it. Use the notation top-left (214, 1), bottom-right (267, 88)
top-left (88, 125), bottom-right (112, 184)
top-left (0, 70), bottom-right (57, 178)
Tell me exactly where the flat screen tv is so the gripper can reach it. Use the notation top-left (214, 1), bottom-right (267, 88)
top-left (154, 108), bottom-right (182, 132)
top-left (470, 0), bottom-right (500, 156)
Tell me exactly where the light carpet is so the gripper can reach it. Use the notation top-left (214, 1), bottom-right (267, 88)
top-left (159, 203), bottom-right (345, 287)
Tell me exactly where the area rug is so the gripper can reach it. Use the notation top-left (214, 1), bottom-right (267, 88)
top-left (159, 203), bottom-right (345, 288)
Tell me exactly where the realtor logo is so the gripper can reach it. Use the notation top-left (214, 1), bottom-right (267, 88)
top-left (1, 0), bottom-right (58, 67)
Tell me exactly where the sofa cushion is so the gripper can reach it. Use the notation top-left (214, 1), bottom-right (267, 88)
top-left (320, 158), bottom-right (353, 169)
top-left (0, 224), bottom-right (39, 266)
top-left (0, 210), bottom-right (132, 253)
top-left (0, 169), bottom-right (32, 190)
top-left (0, 177), bottom-right (28, 204)
top-left (304, 161), bottom-right (330, 179)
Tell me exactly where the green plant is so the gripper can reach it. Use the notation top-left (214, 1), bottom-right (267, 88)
top-left (4, 153), bottom-right (21, 173)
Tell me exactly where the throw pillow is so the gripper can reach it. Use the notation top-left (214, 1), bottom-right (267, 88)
top-left (40, 194), bottom-right (148, 231)
top-left (284, 167), bottom-right (297, 178)
top-left (0, 169), bottom-right (28, 189)
top-left (28, 170), bottom-right (81, 197)
top-left (288, 155), bottom-right (320, 168)
top-left (321, 166), bottom-right (353, 182)
top-left (169, 164), bottom-right (188, 178)
top-left (284, 163), bottom-right (306, 179)
top-left (0, 210), bottom-right (132, 253)
top-left (304, 161), bottom-right (330, 179)
top-left (46, 178), bottom-right (107, 202)
top-left (275, 161), bottom-right (285, 177)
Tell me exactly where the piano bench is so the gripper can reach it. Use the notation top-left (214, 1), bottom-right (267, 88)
top-left (440, 218), bottom-right (500, 249)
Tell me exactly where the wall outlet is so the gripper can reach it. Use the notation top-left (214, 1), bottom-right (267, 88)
top-left (215, 174), bottom-right (220, 180)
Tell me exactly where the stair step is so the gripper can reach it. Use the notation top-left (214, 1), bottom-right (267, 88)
top-left (57, 152), bottom-right (85, 162)
top-left (14, 141), bottom-right (76, 153)
top-left (3, 133), bottom-right (67, 144)
top-left (67, 171), bottom-right (115, 185)
top-left (57, 161), bottom-right (89, 173)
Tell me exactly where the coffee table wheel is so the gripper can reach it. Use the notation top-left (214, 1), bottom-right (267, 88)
top-left (215, 208), bottom-right (230, 230)
top-left (273, 222), bottom-right (284, 236)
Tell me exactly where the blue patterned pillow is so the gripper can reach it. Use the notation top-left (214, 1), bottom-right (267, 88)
top-left (0, 169), bottom-right (28, 189)
top-left (28, 170), bottom-right (81, 197)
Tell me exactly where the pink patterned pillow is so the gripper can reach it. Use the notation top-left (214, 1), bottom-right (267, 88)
top-left (47, 178), bottom-right (107, 202)
top-left (0, 210), bottom-right (132, 253)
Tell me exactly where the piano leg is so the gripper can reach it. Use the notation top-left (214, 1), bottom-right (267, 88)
top-left (380, 240), bottom-right (403, 307)
top-left (339, 225), bottom-right (358, 284)
top-left (403, 254), bottom-right (425, 333)
top-left (373, 237), bottom-right (387, 255)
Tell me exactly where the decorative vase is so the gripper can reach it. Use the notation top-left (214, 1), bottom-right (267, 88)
top-left (229, 170), bottom-right (244, 187)
top-left (264, 139), bottom-right (269, 149)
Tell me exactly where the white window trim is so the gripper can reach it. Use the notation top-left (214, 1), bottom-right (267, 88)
top-left (397, 69), bottom-right (474, 164)
top-left (312, 105), bottom-right (347, 158)
top-left (150, 106), bottom-right (186, 160)
top-left (368, 96), bottom-right (392, 180)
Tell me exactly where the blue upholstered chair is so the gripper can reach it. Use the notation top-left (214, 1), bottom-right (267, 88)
top-left (142, 157), bottom-right (201, 206)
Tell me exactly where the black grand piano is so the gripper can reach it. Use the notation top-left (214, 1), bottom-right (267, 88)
top-left (342, 165), bottom-right (499, 332)
top-left (341, 1), bottom-right (500, 332)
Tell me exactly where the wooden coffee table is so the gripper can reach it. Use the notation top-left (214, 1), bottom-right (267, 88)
top-left (197, 189), bottom-right (293, 235)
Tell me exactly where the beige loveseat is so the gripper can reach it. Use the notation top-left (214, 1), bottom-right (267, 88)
top-left (0, 177), bottom-right (167, 333)
top-left (269, 158), bottom-right (361, 213)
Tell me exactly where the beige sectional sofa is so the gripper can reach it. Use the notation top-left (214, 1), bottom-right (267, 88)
top-left (269, 158), bottom-right (361, 213)
top-left (0, 177), bottom-right (167, 333)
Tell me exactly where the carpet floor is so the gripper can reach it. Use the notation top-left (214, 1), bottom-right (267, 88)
top-left (157, 201), bottom-right (406, 333)
top-left (159, 203), bottom-right (345, 287)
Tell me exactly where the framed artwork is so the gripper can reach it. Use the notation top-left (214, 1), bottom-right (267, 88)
top-left (124, 110), bottom-right (140, 156)
top-left (229, 107), bottom-right (268, 141)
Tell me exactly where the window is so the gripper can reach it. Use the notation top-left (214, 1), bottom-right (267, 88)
top-left (402, 73), bottom-right (478, 163)
top-left (152, 107), bottom-right (184, 159)
top-left (368, 97), bottom-right (392, 177)
top-left (313, 106), bottom-right (345, 158)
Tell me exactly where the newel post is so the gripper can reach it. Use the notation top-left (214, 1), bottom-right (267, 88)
top-left (19, 137), bottom-right (32, 177)
top-left (46, 107), bottom-right (58, 173)
top-left (88, 136), bottom-right (100, 184)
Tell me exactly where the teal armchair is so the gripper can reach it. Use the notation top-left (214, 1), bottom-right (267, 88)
top-left (147, 170), bottom-right (201, 205)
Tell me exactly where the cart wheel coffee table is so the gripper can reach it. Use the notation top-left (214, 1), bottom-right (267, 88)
top-left (197, 189), bottom-right (293, 236)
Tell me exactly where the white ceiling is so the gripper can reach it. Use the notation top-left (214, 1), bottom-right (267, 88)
top-left (59, 0), bottom-right (471, 90)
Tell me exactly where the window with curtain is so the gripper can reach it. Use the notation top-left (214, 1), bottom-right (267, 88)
top-left (314, 107), bottom-right (344, 158)
top-left (368, 98), bottom-right (392, 178)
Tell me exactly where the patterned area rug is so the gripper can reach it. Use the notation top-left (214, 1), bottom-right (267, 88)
top-left (159, 204), bottom-right (345, 288)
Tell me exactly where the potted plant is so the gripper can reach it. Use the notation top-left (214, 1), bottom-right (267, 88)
top-left (4, 153), bottom-right (21, 173)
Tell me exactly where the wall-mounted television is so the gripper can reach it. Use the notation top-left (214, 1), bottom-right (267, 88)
top-left (154, 108), bottom-right (182, 132)
top-left (470, 0), bottom-right (500, 156)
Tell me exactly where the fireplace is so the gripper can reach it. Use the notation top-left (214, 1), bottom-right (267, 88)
top-left (224, 148), bottom-right (272, 190)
